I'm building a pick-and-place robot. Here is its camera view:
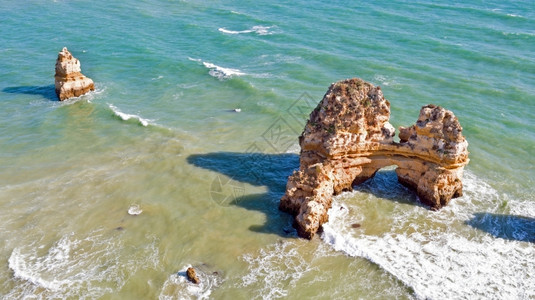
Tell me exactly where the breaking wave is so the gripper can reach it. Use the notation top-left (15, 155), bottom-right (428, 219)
top-left (202, 62), bottom-right (245, 80)
top-left (321, 170), bottom-right (535, 300)
top-left (238, 241), bottom-right (317, 299)
top-left (218, 25), bottom-right (276, 35)
top-left (108, 103), bottom-right (153, 126)
top-left (188, 57), bottom-right (247, 80)
top-left (237, 239), bottom-right (412, 299)
top-left (506, 13), bottom-right (522, 18)
top-left (6, 230), bottom-right (159, 299)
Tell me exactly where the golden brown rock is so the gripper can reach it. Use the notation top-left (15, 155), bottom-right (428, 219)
top-left (186, 267), bottom-right (200, 284)
top-left (54, 47), bottom-right (94, 101)
top-left (280, 78), bottom-right (469, 239)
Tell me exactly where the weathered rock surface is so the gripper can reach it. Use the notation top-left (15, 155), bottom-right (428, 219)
top-left (280, 78), bottom-right (469, 239)
top-left (186, 267), bottom-right (200, 284)
top-left (54, 47), bottom-right (94, 101)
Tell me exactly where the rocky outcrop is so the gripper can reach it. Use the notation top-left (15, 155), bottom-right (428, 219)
top-left (280, 78), bottom-right (469, 239)
top-left (54, 47), bottom-right (94, 101)
top-left (186, 267), bottom-right (200, 284)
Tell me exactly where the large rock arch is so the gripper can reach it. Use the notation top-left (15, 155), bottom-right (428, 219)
top-left (279, 78), bottom-right (469, 239)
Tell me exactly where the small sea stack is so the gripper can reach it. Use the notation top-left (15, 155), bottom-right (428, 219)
top-left (280, 78), bottom-right (469, 239)
top-left (186, 267), bottom-right (200, 284)
top-left (54, 47), bottom-right (94, 101)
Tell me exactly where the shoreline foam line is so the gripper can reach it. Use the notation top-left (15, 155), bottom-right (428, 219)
top-left (321, 171), bottom-right (535, 300)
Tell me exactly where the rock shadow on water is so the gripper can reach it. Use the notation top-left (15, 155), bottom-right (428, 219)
top-left (466, 213), bottom-right (535, 243)
top-left (187, 153), bottom-right (425, 237)
top-left (187, 152), bottom-right (298, 190)
top-left (187, 152), bottom-right (299, 237)
top-left (3, 85), bottom-right (57, 101)
top-left (352, 168), bottom-right (424, 207)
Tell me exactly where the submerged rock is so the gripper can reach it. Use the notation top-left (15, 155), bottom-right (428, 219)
top-left (280, 78), bottom-right (469, 239)
top-left (186, 267), bottom-right (200, 284)
top-left (54, 47), bottom-right (94, 101)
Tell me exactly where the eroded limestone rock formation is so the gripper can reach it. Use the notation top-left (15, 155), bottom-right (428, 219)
top-left (280, 78), bottom-right (469, 239)
top-left (54, 47), bottom-right (94, 101)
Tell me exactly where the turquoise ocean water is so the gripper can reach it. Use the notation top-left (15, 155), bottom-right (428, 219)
top-left (0, 1), bottom-right (534, 299)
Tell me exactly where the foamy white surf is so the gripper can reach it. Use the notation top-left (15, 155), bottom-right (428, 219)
top-left (188, 57), bottom-right (247, 80)
top-left (238, 238), bottom-right (413, 299)
top-left (159, 264), bottom-right (221, 300)
top-left (322, 171), bottom-right (535, 300)
top-left (239, 241), bottom-right (316, 299)
top-left (108, 103), bottom-right (153, 126)
top-left (218, 25), bottom-right (275, 35)
top-left (202, 62), bottom-right (245, 80)
top-left (128, 204), bottom-right (142, 215)
top-left (6, 230), bottom-right (159, 299)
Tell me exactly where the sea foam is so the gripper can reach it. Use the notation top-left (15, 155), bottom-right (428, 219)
top-left (218, 25), bottom-right (275, 35)
top-left (202, 62), bottom-right (245, 80)
top-left (188, 57), bottom-right (246, 80)
top-left (108, 104), bottom-right (153, 127)
top-left (7, 230), bottom-right (159, 299)
top-left (239, 241), bottom-right (316, 299)
top-left (321, 170), bottom-right (535, 300)
top-left (128, 204), bottom-right (142, 215)
top-left (159, 264), bottom-right (221, 300)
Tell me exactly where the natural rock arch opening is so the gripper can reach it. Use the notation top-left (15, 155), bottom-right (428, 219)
top-left (279, 78), bottom-right (469, 239)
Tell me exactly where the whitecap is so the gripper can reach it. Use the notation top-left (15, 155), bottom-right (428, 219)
top-left (502, 31), bottom-right (534, 37)
top-left (108, 104), bottom-right (153, 127)
top-left (218, 25), bottom-right (276, 36)
top-left (202, 62), bottom-right (245, 80)
top-left (218, 28), bottom-right (251, 34)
